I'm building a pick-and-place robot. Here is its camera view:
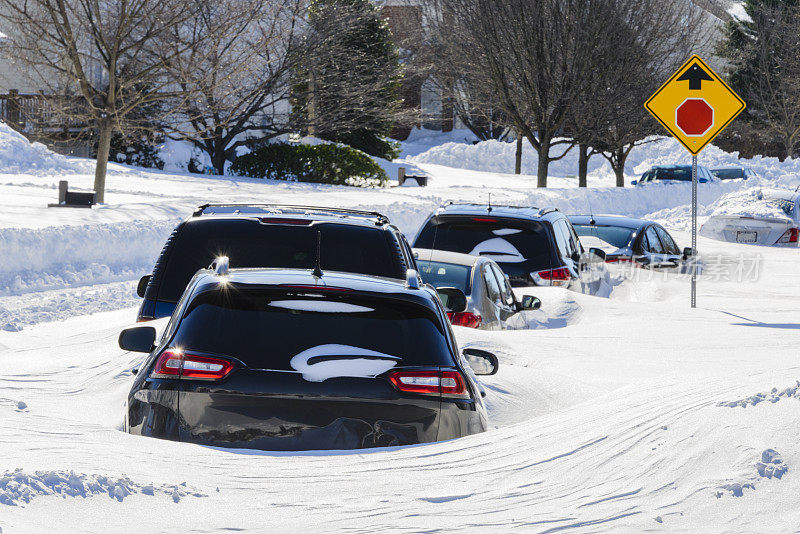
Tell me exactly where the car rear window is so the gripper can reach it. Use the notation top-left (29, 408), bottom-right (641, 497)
top-left (573, 225), bottom-right (635, 250)
top-left (413, 218), bottom-right (556, 273)
top-left (170, 289), bottom-right (454, 369)
top-left (711, 168), bottom-right (745, 180)
top-left (652, 168), bottom-right (692, 181)
top-left (158, 220), bottom-right (400, 302)
top-left (417, 260), bottom-right (472, 294)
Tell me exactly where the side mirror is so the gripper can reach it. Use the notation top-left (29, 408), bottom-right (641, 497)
top-left (682, 247), bottom-right (694, 260)
top-left (119, 326), bottom-right (156, 353)
top-left (462, 348), bottom-right (499, 376)
top-left (588, 247), bottom-right (607, 261)
top-left (520, 295), bottom-right (541, 310)
top-left (436, 287), bottom-right (467, 313)
top-left (630, 180), bottom-right (638, 186)
top-left (136, 275), bottom-right (151, 298)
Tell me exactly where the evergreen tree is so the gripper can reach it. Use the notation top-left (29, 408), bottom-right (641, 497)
top-left (718, 0), bottom-right (800, 159)
top-left (294, 0), bottom-right (404, 160)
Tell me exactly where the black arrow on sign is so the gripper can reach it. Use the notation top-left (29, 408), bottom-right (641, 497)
top-left (677, 63), bottom-right (714, 90)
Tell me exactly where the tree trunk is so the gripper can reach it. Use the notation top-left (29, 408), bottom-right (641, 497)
top-left (213, 141), bottom-right (226, 175)
top-left (93, 117), bottom-right (113, 204)
top-left (515, 133), bottom-right (522, 174)
top-left (578, 143), bottom-right (589, 188)
top-left (614, 147), bottom-right (626, 187)
top-left (536, 134), bottom-right (550, 188)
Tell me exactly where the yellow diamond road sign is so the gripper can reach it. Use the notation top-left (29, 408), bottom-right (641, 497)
top-left (645, 55), bottom-right (745, 156)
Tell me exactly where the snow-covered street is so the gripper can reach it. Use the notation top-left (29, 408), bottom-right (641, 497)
top-left (2, 126), bottom-right (800, 532)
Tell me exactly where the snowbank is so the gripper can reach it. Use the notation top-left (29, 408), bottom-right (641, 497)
top-left (409, 135), bottom-right (800, 185)
top-left (0, 219), bottom-right (179, 296)
top-left (0, 122), bottom-right (91, 175)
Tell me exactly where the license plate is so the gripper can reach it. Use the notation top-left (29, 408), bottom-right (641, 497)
top-left (737, 231), bottom-right (757, 243)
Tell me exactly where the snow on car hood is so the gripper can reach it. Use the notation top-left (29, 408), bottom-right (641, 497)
top-left (289, 344), bottom-right (401, 382)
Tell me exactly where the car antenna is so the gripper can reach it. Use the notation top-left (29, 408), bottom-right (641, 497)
top-left (487, 193), bottom-right (492, 213)
top-left (588, 199), bottom-right (596, 226)
top-left (312, 230), bottom-right (323, 278)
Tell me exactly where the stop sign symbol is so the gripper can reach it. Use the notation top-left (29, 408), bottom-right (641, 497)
top-left (675, 98), bottom-right (714, 137)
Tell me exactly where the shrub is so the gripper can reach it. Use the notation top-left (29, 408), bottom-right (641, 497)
top-left (109, 131), bottom-right (164, 169)
top-left (230, 143), bottom-right (388, 187)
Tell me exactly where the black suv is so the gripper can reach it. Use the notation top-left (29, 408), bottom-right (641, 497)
top-left (120, 263), bottom-right (499, 451)
top-left (136, 204), bottom-right (418, 321)
top-left (413, 202), bottom-right (608, 293)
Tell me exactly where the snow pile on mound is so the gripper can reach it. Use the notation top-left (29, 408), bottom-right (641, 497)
top-left (409, 137), bottom-right (609, 178)
top-left (707, 187), bottom-right (792, 220)
top-left (646, 186), bottom-right (796, 231)
top-left (399, 127), bottom-right (479, 158)
top-left (0, 468), bottom-right (206, 505)
top-left (0, 219), bottom-right (179, 296)
top-left (0, 121), bottom-right (91, 175)
top-left (506, 288), bottom-right (583, 329)
top-left (409, 134), bottom-right (800, 185)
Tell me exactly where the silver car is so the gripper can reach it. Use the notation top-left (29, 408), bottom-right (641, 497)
top-left (413, 248), bottom-right (540, 330)
top-left (700, 188), bottom-right (799, 247)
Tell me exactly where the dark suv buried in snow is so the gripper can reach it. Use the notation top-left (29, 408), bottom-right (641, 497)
top-left (120, 261), bottom-right (498, 451)
top-left (413, 202), bottom-right (609, 294)
top-left (136, 204), bottom-right (418, 321)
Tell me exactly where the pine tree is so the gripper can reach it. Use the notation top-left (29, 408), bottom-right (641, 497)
top-left (294, 0), bottom-right (404, 160)
top-left (718, 0), bottom-right (800, 159)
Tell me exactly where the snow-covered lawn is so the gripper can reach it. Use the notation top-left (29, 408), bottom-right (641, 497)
top-left (1, 125), bottom-right (800, 532)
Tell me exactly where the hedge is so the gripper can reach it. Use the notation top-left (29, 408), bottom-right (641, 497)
top-left (230, 143), bottom-right (388, 187)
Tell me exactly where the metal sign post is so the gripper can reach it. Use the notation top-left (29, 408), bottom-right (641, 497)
top-left (691, 155), bottom-right (697, 308)
top-left (644, 54), bottom-right (746, 308)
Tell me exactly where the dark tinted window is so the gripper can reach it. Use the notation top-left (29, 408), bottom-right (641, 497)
top-left (414, 218), bottom-right (556, 272)
top-left (655, 226), bottom-right (680, 255)
top-left (171, 289), bottom-right (454, 369)
top-left (417, 260), bottom-right (472, 293)
top-left (158, 220), bottom-right (399, 302)
top-left (573, 225), bottom-right (636, 249)
top-left (711, 168), bottom-right (745, 179)
top-left (651, 168), bottom-right (692, 181)
top-left (645, 226), bottom-right (665, 254)
top-left (489, 264), bottom-right (515, 306)
top-left (482, 264), bottom-right (501, 303)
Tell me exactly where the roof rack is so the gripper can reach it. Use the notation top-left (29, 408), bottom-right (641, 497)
top-left (192, 204), bottom-right (390, 225)
top-left (437, 202), bottom-right (543, 214)
top-left (210, 256), bottom-right (229, 276)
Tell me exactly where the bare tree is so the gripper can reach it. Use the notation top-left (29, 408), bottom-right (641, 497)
top-left (570, 0), bottom-right (714, 186)
top-left (162, 0), bottom-right (305, 175)
top-left (429, 0), bottom-right (623, 187)
top-left (0, 0), bottom-right (202, 202)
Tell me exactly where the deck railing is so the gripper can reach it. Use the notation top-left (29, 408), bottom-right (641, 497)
top-left (0, 90), bottom-right (87, 131)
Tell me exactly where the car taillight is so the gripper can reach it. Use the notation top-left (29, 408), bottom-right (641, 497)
top-left (472, 217), bottom-right (497, 222)
top-left (388, 370), bottom-right (468, 398)
top-left (778, 227), bottom-right (799, 244)
top-left (533, 267), bottom-right (571, 286)
top-left (446, 311), bottom-right (482, 328)
top-left (151, 350), bottom-right (234, 381)
top-left (605, 257), bottom-right (632, 264)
